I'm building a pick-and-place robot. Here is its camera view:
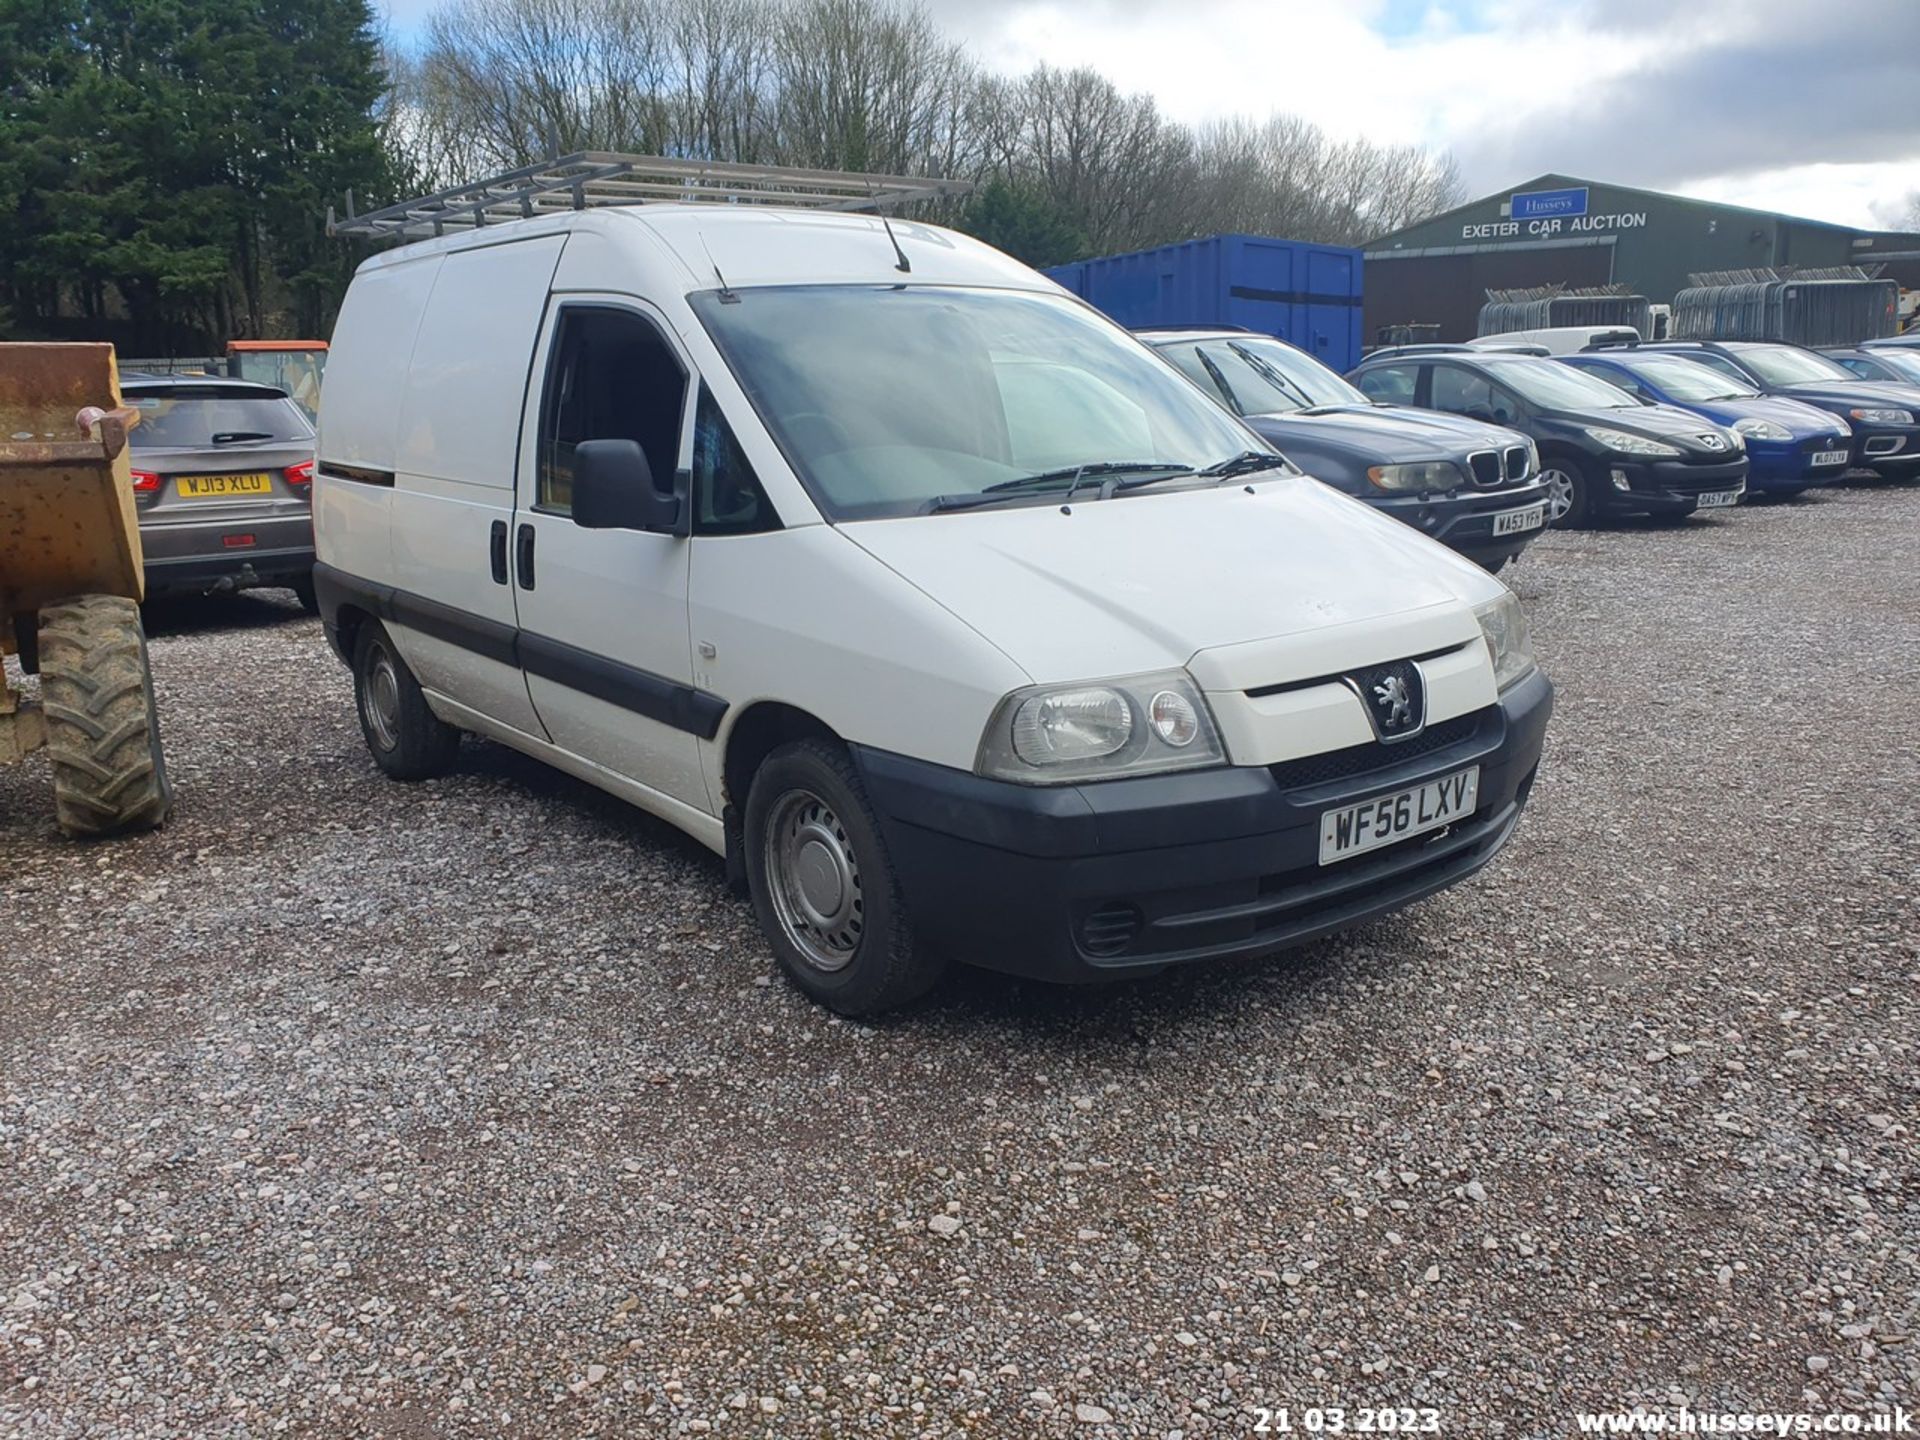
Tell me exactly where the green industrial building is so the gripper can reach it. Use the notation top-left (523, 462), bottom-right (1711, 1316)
top-left (1363, 173), bottom-right (1920, 341)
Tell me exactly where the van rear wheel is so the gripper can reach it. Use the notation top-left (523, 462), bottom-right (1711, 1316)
top-left (744, 739), bottom-right (944, 1015)
top-left (352, 620), bottom-right (460, 780)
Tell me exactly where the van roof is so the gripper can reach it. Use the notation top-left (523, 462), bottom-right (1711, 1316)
top-left (348, 204), bottom-right (1057, 297)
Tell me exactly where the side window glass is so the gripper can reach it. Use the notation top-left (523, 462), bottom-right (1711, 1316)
top-left (1356, 366), bottom-right (1414, 404)
top-left (1601, 368), bottom-right (1643, 397)
top-left (693, 385), bottom-right (778, 535)
top-left (539, 308), bottom-right (688, 514)
top-left (1431, 367), bottom-right (1495, 419)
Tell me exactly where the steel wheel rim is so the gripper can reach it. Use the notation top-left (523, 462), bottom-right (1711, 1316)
top-left (363, 642), bottom-right (402, 751)
top-left (764, 788), bottom-right (864, 973)
top-left (1542, 468), bottom-right (1575, 523)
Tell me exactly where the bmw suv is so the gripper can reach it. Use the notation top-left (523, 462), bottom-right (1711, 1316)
top-left (1144, 328), bottom-right (1551, 570)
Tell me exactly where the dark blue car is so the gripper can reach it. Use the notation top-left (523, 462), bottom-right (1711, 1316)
top-left (1557, 351), bottom-right (1853, 497)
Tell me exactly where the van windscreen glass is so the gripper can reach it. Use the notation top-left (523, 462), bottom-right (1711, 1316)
top-left (691, 286), bottom-right (1265, 520)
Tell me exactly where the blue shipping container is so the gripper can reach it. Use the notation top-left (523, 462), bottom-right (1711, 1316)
top-left (1044, 233), bottom-right (1365, 372)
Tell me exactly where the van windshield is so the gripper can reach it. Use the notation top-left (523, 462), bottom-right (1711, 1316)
top-left (691, 286), bottom-right (1266, 520)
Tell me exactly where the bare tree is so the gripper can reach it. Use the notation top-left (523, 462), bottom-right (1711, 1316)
top-left (386, 0), bottom-right (1464, 251)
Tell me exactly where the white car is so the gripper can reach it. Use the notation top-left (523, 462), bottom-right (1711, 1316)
top-left (314, 203), bottom-right (1552, 1014)
top-left (1467, 325), bottom-right (1642, 356)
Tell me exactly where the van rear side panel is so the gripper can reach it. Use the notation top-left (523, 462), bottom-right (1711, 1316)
top-left (389, 235), bottom-right (566, 739)
top-left (316, 251), bottom-right (443, 586)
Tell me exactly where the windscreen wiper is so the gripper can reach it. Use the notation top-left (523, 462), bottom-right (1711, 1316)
top-left (209, 431), bottom-right (276, 444)
top-left (1197, 450), bottom-right (1295, 481)
top-left (923, 461), bottom-right (1191, 513)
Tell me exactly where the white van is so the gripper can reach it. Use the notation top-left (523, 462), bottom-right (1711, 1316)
top-left (1468, 326), bottom-right (1641, 357)
top-left (315, 192), bottom-right (1552, 1014)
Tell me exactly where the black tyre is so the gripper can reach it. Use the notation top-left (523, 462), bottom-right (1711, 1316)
top-left (289, 572), bottom-right (320, 615)
top-left (1540, 456), bottom-right (1594, 528)
top-left (352, 620), bottom-right (460, 780)
top-left (38, 595), bottom-right (172, 838)
top-left (743, 738), bottom-right (944, 1015)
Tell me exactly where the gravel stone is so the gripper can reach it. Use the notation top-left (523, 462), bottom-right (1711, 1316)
top-left (4, 487), bottom-right (1919, 1435)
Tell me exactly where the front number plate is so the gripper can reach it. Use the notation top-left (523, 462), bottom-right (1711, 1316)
top-left (1319, 766), bottom-right (1480, 866)
top-left (1491, 503), bottom-right (1546, 537)
top-left (1811, 449), bottom-right (1848, 466)
top-left (176, 472), bottom-right (272, 499)
top-left (1694, 489), bottom-right (1739, 509)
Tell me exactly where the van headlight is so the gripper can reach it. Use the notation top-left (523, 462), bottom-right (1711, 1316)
top-left (976, 671), bottom-right (1226, 784)
top-left (1473, 593), bottom-right (1537, 693)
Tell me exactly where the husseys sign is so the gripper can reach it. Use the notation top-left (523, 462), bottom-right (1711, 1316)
top-left (1461, 186), bottom-right (1648, 241)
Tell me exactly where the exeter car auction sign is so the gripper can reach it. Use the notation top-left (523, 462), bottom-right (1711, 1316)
top-left (1460, 186), bottom-right (1650, 241)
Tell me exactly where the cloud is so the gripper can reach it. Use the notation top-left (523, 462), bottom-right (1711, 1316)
top-left (377, 0), bottom-right (1920, 226)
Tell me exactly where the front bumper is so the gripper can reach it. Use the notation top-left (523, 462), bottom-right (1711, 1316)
top-left (855, 666), bottom-right (1553, 983)
top-left (1372, 480), bottom-right (1553, 565)
top-left (1744, 439), bottom-right (1852, 492)
top-left (1593, 455), bottom-right (1747, 515)
top-left (1861, 429), bottom-right (1920, 472)
top-left (140, 515), bottom-right (315, 594)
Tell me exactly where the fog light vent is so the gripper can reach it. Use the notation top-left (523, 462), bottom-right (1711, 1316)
top-left (1080, 903), bottom-right (1143, 958)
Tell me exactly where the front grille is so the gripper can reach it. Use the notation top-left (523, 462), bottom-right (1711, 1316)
top-left (1268, 708), bottom-right (1489, 791)
top-left (1466, 450), bottom-right (1501, 487)
top-left (1503, 445), bottom-right (1530, 481)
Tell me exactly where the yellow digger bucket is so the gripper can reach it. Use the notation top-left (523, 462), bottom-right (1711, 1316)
top-left (0, 342), bottom-right (147, 634)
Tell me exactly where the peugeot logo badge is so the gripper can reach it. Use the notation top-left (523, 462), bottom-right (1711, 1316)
top-left (1373, 673), bottom-right (1414, 729)
top-left (1347, 660), bottom-right (1426, 742)
top-left (1698, 434), bottom-right (1726, 451)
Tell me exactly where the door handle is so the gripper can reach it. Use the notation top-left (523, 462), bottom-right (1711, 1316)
top-left (489, 520), bottom-right (508, 585)
top-left (515, 523), bottom-right (535, 590)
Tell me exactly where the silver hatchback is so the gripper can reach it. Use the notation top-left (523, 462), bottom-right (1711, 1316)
top-left (123, 376), bottom-right (317, 607)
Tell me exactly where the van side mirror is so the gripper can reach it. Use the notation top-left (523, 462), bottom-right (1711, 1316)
top-left (571, 439), bottom-right (683, 534)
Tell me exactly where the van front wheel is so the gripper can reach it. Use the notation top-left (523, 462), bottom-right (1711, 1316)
top-left (744, 739), bottom-right (944, 1015)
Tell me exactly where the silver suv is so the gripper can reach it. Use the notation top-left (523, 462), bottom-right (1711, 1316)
top-left (123, 375), bottom-right (317, 607)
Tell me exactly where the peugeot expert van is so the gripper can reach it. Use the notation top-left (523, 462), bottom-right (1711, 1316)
top-left (314, 204), bottom-right (1552, 1014)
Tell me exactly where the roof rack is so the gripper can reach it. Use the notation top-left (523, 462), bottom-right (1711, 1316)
top-left (329, 151), bottom-right (975, 243)
top-left (1360, 343), bottom-right (1478, 360)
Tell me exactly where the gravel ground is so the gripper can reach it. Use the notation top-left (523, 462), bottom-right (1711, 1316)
top-left (3, 481), bottom-right (1917, 1439)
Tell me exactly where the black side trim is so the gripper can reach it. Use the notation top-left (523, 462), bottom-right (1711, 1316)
top-left (1228, 285), bottom-right (1364, 309)
top-left (393, 589), bottom-right (519, 668)
top-left (311, 562), bottom-right (725, 740)
top-left (319, 463), bottom-right (395, 487)
top-left (518, 630), bottom-right (726, 741)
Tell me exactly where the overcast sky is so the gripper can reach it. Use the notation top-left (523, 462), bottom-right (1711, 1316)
top-left (381, 0), bottom-right (1920, 229)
